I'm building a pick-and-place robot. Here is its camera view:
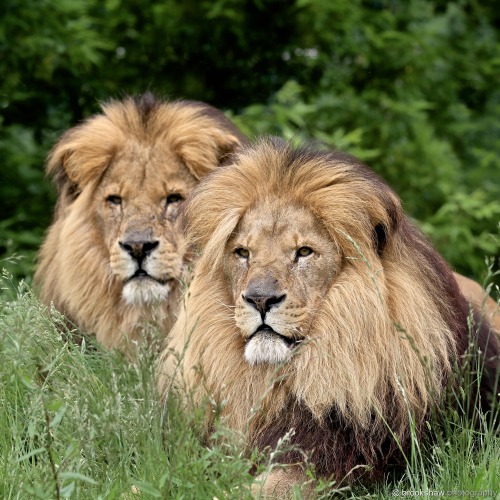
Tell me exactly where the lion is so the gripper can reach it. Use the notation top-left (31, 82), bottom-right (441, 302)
top-left (158, 137), bottom-right (499, 497)
top-left (34, 93), bottom-right (246, 351)
top-left (453, 272), bottom-right (499, 332)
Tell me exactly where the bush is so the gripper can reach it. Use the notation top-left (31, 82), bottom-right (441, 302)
top-left (1, 0), bottom-right (498, 283)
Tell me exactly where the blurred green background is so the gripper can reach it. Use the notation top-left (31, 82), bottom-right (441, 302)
top-left (1, 0), bottom-right (499, 286)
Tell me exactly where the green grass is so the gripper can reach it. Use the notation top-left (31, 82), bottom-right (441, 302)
top-left (0, 271), bottom-right (498, 499)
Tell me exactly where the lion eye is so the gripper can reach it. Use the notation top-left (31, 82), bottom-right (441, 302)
top-left (296, 246), bottom-right (313, 258)
top-left (106, 195), bottom-right (122, 205)
top-left (166, 193), bottom-right (184, 204)
top-left (235, 247), bottom-right (250, 259)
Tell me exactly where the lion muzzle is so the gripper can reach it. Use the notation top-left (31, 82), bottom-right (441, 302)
top-left (118, 231), bottom-right (175, 306)
top-left (242, 292), bottom-right (286, 319)
top-left (242, 275), bottom-right (286, 317)
top-left (241, 277), bottom-right (304, 365)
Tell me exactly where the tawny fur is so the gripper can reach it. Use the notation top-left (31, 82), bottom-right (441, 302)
top-left (35, 94), bottom-right (245, 351)
top-left (158, 138), bottom-right (499, 495)
top-left (453, 272), bottom-right (500, 332)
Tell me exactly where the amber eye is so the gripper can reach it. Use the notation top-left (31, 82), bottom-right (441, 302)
top-left (106, 195), bottom-right (122, 205)
top-left (235, 247), bottom-right (250, 259)
top-left (166, 193), bottom-right (184, 204)
top-left (296, 246), bottom-right (313, 258)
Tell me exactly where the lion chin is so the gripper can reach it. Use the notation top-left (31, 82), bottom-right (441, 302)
top-left (34, 93), bottom-right (245, 351)
top-left (244, 327), bottom-right (302, 365)
top-left (244, 335), bottom-right (288, 366)
top-left (122, 278), bottom-right (171, 307)
top-left (158, 137), bottom-right (499, 496)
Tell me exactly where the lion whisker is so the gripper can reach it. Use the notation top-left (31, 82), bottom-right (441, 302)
top-left (215, 298), bottom-right (236, 310)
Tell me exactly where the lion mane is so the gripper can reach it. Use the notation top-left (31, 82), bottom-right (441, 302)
top-left (35, 94), bottom-right (246, 351)
top-left (159, 137), bottom-right (499, 493)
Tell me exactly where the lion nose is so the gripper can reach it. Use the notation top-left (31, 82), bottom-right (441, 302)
top-left (119, 240), bottom-right (159, 262)
top-left (243, 293), bottom-right (286, 318)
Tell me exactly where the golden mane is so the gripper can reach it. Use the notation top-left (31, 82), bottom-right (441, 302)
top-left (47, 95), bottom-right (246, 211)
top-left (35, 94), bottom-right (245, 351)
top-left (159, 138), bottom-right (499, 488)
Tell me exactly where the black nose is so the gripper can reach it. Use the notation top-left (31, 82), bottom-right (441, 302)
top-left (243, 292), bottom-right (286, 318)
top-left (119, 240), bottom-right (159, 263)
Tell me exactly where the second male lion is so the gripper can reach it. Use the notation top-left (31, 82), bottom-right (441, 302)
top-left (35, 94), bottom-right (246, 351)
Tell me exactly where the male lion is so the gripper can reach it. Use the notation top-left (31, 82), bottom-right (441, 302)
top-left (35, 94), bottom-right (246, 351)
top-left (158, 138), bottom-right (499, 497)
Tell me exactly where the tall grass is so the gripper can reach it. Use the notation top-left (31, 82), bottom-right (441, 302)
top-left (0, 271), bottom-right (498, 499)
top-left (0, 273), bottom-right (255, 499)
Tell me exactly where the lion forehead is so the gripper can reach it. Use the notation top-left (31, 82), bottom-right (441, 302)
top-left (230, 202), bottom-right (337, 259)
top-left (103, 143), bottom-right (198, 193)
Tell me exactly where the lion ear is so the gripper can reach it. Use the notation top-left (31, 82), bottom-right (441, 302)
top-left (373, 223), bottom-right (388, 256)
top-left (373, 189), bottom-right (403, 256)
top-left (371, 188), bottom-right (403, 256)
top-left (215, 132), bottom-right (246, 166)
top-left (176, 103), bottom-right (248, 180)
top-left (45, 138), bottom-right (82, 207)
top-left (46, 122), bottom-right (117, 204)
top-left (46, 145), bottom-right (81, 204)
top-left (187, 131), bottom-right (242, 180)
top-left (179, 131), bottom-right (245, 180)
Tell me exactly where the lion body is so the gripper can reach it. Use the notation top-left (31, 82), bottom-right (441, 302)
top-left (159, 138), bottom-right (499, 494)
top-left (35, 94), bottom-right (245, 350)
top-left (453, 272), bottom-right (500, 332)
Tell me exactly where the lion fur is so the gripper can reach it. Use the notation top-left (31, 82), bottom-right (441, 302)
top-left (158, 138), bottom-right (499, 489)
top-left (35, 94), bottom-right (245, 350)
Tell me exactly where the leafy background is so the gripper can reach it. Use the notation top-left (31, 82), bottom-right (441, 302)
top-left (1, 0), bottom-right (499, 286)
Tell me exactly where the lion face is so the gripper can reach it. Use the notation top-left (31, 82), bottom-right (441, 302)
top-left (226, 201), bottom-right (340, 365)
top-left (98, 146), bottom-right (196, 306)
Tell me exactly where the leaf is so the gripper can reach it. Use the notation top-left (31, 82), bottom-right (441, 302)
top-left (49, 403), bottom-right (67, 428)
top-left (17, 447), bottom-right (46, 463)
top-left (59, 472), bottom-right (98, 485)
top-left (132, 481), bottom-right (162, 498)
top-left (60, 482), bottom-right (75, 498)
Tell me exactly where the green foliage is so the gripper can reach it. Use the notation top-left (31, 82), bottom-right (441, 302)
top-left (0, 0), bottom-right (110, 280)
top-left (0, 277), bottom-right (256, 498)
top-left (0, 125), bottom-right (54, 281)
top-left (0, 0), bottom-right (499, 282)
